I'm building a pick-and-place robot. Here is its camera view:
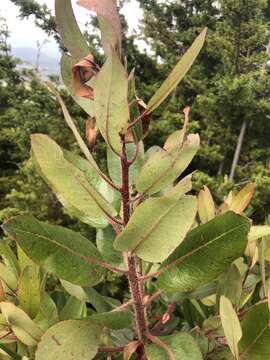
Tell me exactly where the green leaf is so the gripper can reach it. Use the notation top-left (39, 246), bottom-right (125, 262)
top-left (2, 215), bottom-right (105, 287)
top-left (146, 28), bottom-right (207, 114)
top-left (94, 48), bottom-right (129, 154)
top-left (34, 292), bottom-right (59, 331)
top-left (17, 245), bottom-right (36, 270)
top-left (107, 142), bottom-right (144, 187)
top-left (239, 303), bottom-right (270, 359)
top-left (136, 134), bottom-right (199, 196)
top-left (60, 54), bottom-right (95, 117)
top-left (17, 265), bottom-right (40, 319)
top-left (46, 84), bottom-right (99, 174)
top-left (0, 240), bottom-right (20, 276)
top-left (0, 344), bottom-right (22, 360)
top-left (198, 186), bottom-right (215, 223)
top-left (96, 226), bottom-right (124, 268)
top-left (145, 332), bottom-right (203, 360)
top-left (0, 262), bottom-right (17, 291)
top-left (31, 134), bottom-right (116, 228)
top-left (55, 0), bottom-right (89, 59)
top-left (164, 174), bottom-right (193, 199)
top-left (220, 296), bottom-right (242, 360)
top-left (35, 320), bottom-right (101, 360)
top-left (63, 149), bottom-right (118, 207)
top-left (114, 195), bottom-right (197, 262)
top-left (248, 225), bottom-right (270, 242)
top-left (0, 302), bottom-right (43, 347)
top-left (60, 296), bottom-right (86, 321)
top-left (60, 280), bottom-right (120, 313)
top-left (229, 183), bottom-right (256, 214)
top-left (217, 264), bottom-right (242, 309)
top-left (90, 310), bottom-right (133, 330)
top-left (98, 17), bottom-right (120, 56)
top-left (157, 212), bottom-right (250, 292)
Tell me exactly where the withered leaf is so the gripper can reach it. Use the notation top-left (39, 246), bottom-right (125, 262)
top-left (85, 118), bottom-right (99, 149)
top-left (72, 54), bottom-right (99, 99)
top-left (77, 0), bottom-right (121, 54)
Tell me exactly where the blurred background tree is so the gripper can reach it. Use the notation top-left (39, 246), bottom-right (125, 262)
top-left (1, 0), bottom-right (270, 227)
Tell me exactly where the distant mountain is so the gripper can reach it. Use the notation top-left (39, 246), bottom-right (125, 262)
top-left (11, 47), bottom-right (60, 77)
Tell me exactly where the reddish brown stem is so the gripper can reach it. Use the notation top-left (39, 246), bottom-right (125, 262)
top-left (127, 109), bottom-right (148, 130)
top-left (120, 135), bottom-right (148, 353)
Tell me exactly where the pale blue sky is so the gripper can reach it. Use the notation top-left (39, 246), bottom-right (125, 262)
top-left (1, 0), bottom-right (142, 56)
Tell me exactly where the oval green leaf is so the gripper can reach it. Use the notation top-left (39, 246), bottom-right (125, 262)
top-left (0, 302), bottom-right (43, 347)
top-left (239, 303), bottom-right (270, 359)
top-left (96, 226), bottom-right (124, 268)
top-left (2, 215), bottom-right (105, 287)
top-left (145, 332), bottom-right (203, 360)
top-left (114, 195), bottom-right (197, 263)
top-left (220, 296), bottom-right (242, 360)
top-left (35, 320), bottom-right (101, 360)
top-left (157, 212), bottom-right (250, 292)
top-left (17, 265), bottom-right (40, 319)
top-left (90, 310), bottom-right (133, 330)
top-left (136, 134), bottom-right (199, 196)
top-left (31, 134), bottom-right (116, 228)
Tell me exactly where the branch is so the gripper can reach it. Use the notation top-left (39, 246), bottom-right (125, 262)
top-left (127, 109), bottom-right (148, 130)
top-left (144, 290), bottom-right (163, 308)
top-left (120, 134), bottom-right (148, 346)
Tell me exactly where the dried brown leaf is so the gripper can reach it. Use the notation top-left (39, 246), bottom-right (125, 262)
top-left (77, 0), bottom-right (121, 52)
top-left (85, 118), bottom-right (99, 149)
top-left (72, 54), bottom-right (98, 99)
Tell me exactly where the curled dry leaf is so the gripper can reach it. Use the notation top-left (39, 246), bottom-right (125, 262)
top-left (72, 54), bottom-right (99, 99)
top-left (85, 118), bottom-right (99, 149)
top-left (77, 0), bottom-right (121, 53)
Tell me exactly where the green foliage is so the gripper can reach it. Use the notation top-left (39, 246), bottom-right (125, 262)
top-left (157, 212), bottom-right (250, 292)
top-left (114, 195), bottom-right (197, 262)
top-left (3, 215), bottom-right (105, 287)
top-left (1, 1), bottom-right (270, 359)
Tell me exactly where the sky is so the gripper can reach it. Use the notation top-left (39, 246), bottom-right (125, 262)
top-left (0, 0), bottom-right (142, 57)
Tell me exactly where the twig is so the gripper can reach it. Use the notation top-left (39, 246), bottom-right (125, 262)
top-left (0, 330), bottom-right (12, 341)
top-left (112, 299), bottom-right (133, 312)
top-left (127, 142), bottom-right (140, 166)
top-left (151, 302), bottom-right (175, 333)
top-left (144, 290), bottom-right (163, 308)
top-left (127, 109), bottom-right (148, 130)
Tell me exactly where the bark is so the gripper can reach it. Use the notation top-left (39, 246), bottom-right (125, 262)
top-left (229, 120), bottom-right (247, 181)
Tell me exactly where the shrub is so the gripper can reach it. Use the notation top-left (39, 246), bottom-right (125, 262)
top-left (1, 1), bottom-right (269, 359)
